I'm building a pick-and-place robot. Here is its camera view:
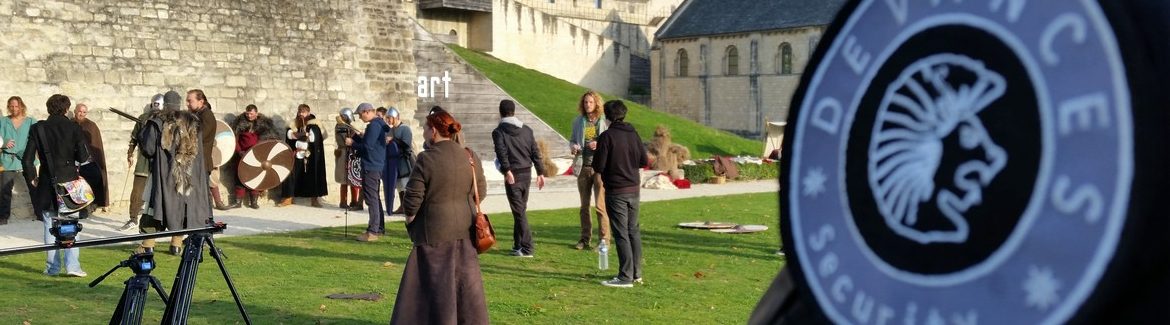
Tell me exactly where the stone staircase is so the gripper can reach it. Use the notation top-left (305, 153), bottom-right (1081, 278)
top-left (411, 19), bottom-right (577, 193)
top-left (411, 19), bottom-right (572, 162)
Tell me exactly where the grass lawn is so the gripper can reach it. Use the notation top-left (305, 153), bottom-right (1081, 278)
top-left (450, 45), bottom-right (764, 159)
top-left (0, 193), bottom-right (782, 324)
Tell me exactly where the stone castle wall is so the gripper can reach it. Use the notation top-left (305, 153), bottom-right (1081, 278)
top-left (0, 0), bottom-right (418, 219)
top-left (508, 0), bottom-right (685, 58)
top-left (651, 27), bottom-right (823, 136)
top-left (490, 0), bottom-right (630, 97)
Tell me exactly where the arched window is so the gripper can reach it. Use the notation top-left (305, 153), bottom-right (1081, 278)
top-left (780, 42), bottom-right (793, 74)
top-left (676, 49), bottom-right (689, 77)
top-left (724, 45), bottom-right (739, 76)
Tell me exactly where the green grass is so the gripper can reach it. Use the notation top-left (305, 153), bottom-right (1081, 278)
top-left (450, 45), bottom-right (763, 159)
top-left (0, 193), bottom-right (782, 324)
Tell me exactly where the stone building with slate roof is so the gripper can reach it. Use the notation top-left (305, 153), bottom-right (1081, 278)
top-left (650, 0), bottom-right (845, 137)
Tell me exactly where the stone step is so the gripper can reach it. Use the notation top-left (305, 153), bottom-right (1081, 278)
top-left (459, 138), bottom-right (572, 155)
top-left (422, 83), bottom-right (503, 96)
top-left (453, 130), bottom-right (567, 142)
top-left (454, 127), bottom-right (567, 141)
top-left (414, 67), bottom-right (490, 81)
top-left (430, 94), bottom-right (515, 103)
top-left (438, 93), bottom-right (517, 105)
top-left (416, 63), bottom-right (482, 75)
top-left (483, 175), bottom-right (578, 195)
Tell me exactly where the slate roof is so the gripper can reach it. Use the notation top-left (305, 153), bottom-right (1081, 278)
top-left (656, 0), bottom-right (847, 40)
